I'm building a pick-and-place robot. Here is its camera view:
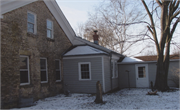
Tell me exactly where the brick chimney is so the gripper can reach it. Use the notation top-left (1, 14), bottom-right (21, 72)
top-left (93, 30), bottom-right (99, 45)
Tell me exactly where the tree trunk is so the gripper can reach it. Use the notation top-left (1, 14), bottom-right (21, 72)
top-left (154, 42), bottom-right (170, 91)
top-left (94, 81), bottom-right (103, 104)
top-left (142, 0), bottom-right (179, 92)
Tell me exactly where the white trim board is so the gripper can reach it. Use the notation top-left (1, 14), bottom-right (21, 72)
top-left (101, 56), bottom-right (105, 93)
top-left (78, 62), bottom-right (91, 81)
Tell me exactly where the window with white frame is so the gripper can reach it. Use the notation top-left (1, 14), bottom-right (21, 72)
top-left (20, 55), bottom-right (30, 85)
top-left (27, 12), bottom-right (36, 34)
top-left (47, 19), bottom-right (53, 39)
top-left (111, 60), bottom-right (118, 78)
top-left (55, 60), bottom-right (61, 81)
top-left (78, 62), bottom-right (91, 80)
top-left (40, 58), bottom-right (48, 83)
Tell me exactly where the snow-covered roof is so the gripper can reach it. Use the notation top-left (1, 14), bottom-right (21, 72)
top-left (64, 45), bottom-right (108, 56)
top-left (121, 57), bottom-right (143, 62)
top-left (73, 37), bottom-right (124, 57)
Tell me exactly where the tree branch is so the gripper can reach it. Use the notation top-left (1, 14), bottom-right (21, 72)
top-left (141, 0), bottom-right (160, 53)
top-left (170, 17), bottom-right (180, 38)
top-left (156, 0), bottom-right (162, 7)
top-left (147, 26), bottom-right (153, 35)
top-left (170, 10), bottom-right (180, 21)
top-left (116, 21), bottom-right (151, 26)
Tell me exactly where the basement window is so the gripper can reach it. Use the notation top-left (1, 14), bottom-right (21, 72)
top-left (20, 55), bottom-right (30, 85)
top-left (78, 62), bottom-right (91, 80)
top-left (27, 11), bottom-right (36, 34)
top-left (55, 60), bottom-right (61, 82)
top-left (40, 58), bottom-right (48, 83)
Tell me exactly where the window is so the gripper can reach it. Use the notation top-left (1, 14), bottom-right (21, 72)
top-left (40, 58), bottom-right (48, 83)
top-left (55, 60), bottom-right (61, 81)
top-left (138, 66), bottom-right (146, 78)
top-left (111, 60), bottom-right (118, 78)
top-left (20, 56), bottom-right (30, 85)
top-left (78, 62), bottom-right (91, 80)
top-left (47, 19), bottom-right (53, 39)
top-left (27, 12), bottom-right (36, 34)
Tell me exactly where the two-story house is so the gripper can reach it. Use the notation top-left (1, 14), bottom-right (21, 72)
top-left (1, 0), bottom-right (75, 108)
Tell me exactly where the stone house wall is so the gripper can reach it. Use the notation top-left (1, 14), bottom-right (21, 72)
top-left (1, 1), bottom-right (72, 108)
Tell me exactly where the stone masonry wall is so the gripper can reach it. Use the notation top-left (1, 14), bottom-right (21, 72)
top-left (1, 1), bottom-right (72, 108)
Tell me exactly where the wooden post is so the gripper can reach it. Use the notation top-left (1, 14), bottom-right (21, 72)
top-left (94, 81), bottom-right (103, 104)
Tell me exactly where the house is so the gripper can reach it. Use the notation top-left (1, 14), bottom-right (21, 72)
top-left (1, 0), bottom-right (75, 108)
top-left (63, 31), bottom-right (124, 94)
top-left (1, 0), bottom-right (179, 109)
top-left (1, 0), bottom-right (124, 108)
top-left (118, 55), bottom-right (179, 89)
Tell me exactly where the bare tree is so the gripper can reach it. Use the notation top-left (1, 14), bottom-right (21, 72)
top-left (141, 0), bottom-right (180, 91)
top-left (78, 0), bottom-right (144, 55)
top-left (82, 14), bottom-right (117, 51)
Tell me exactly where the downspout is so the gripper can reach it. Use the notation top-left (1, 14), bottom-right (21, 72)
top-left (110, 52), bottom-right (112, 91)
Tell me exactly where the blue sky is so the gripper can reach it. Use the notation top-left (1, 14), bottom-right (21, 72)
top-left (56, 0), bottom-right (104, 30)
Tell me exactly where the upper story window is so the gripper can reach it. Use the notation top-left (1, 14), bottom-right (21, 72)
top-left (27, 11), bottom-right (36, 34)
top-left (20, 55), bottom-right (30, 85)
top-left (78, 62), bottom-right (91, 80)
top-left (47, 19), bottom-right (53, 39)
top-left (40, 58), bottom-right (48, 83)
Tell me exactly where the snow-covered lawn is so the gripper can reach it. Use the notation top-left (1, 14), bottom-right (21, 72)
top-left (13, 88), bottom-right (179, 109)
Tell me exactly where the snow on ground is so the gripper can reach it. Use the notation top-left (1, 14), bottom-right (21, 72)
top-left (12, 88), bottom-right (180, 109)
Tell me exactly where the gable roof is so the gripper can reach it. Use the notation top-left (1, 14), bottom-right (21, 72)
top-left (72, 37), bottom-right (124, 57)
top-left (135, 54), bottom-right (180, 61)
top-left (1, 0), bottom-right (76, 44)
top-left (0, 0), bottom-right (124, 58)
top-left (64, 45), bottom-right (108, 57)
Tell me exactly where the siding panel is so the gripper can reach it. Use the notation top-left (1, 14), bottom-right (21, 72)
top-left (118, 64), bottom-right (136, 89)
top-left (63, 57), bottom-right (102, 93)
top-left (119, 60), bottom-right (179, 89)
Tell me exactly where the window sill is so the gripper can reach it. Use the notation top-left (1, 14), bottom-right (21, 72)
top-left (41, 81), bottom-right (48, 83)
top-left (79, 79), bottom-right (91, 81)
top-left (27, 32), bottom-right (37, 37)
top-left (20, 83), bottom-right (30, 86)
top-left (46, 37), bottom-right (54, 42)
top-left (56, 80), bottom-right (61, 82)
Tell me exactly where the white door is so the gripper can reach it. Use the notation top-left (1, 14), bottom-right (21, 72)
top-left (135, 64), bottom-right (149, 87)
